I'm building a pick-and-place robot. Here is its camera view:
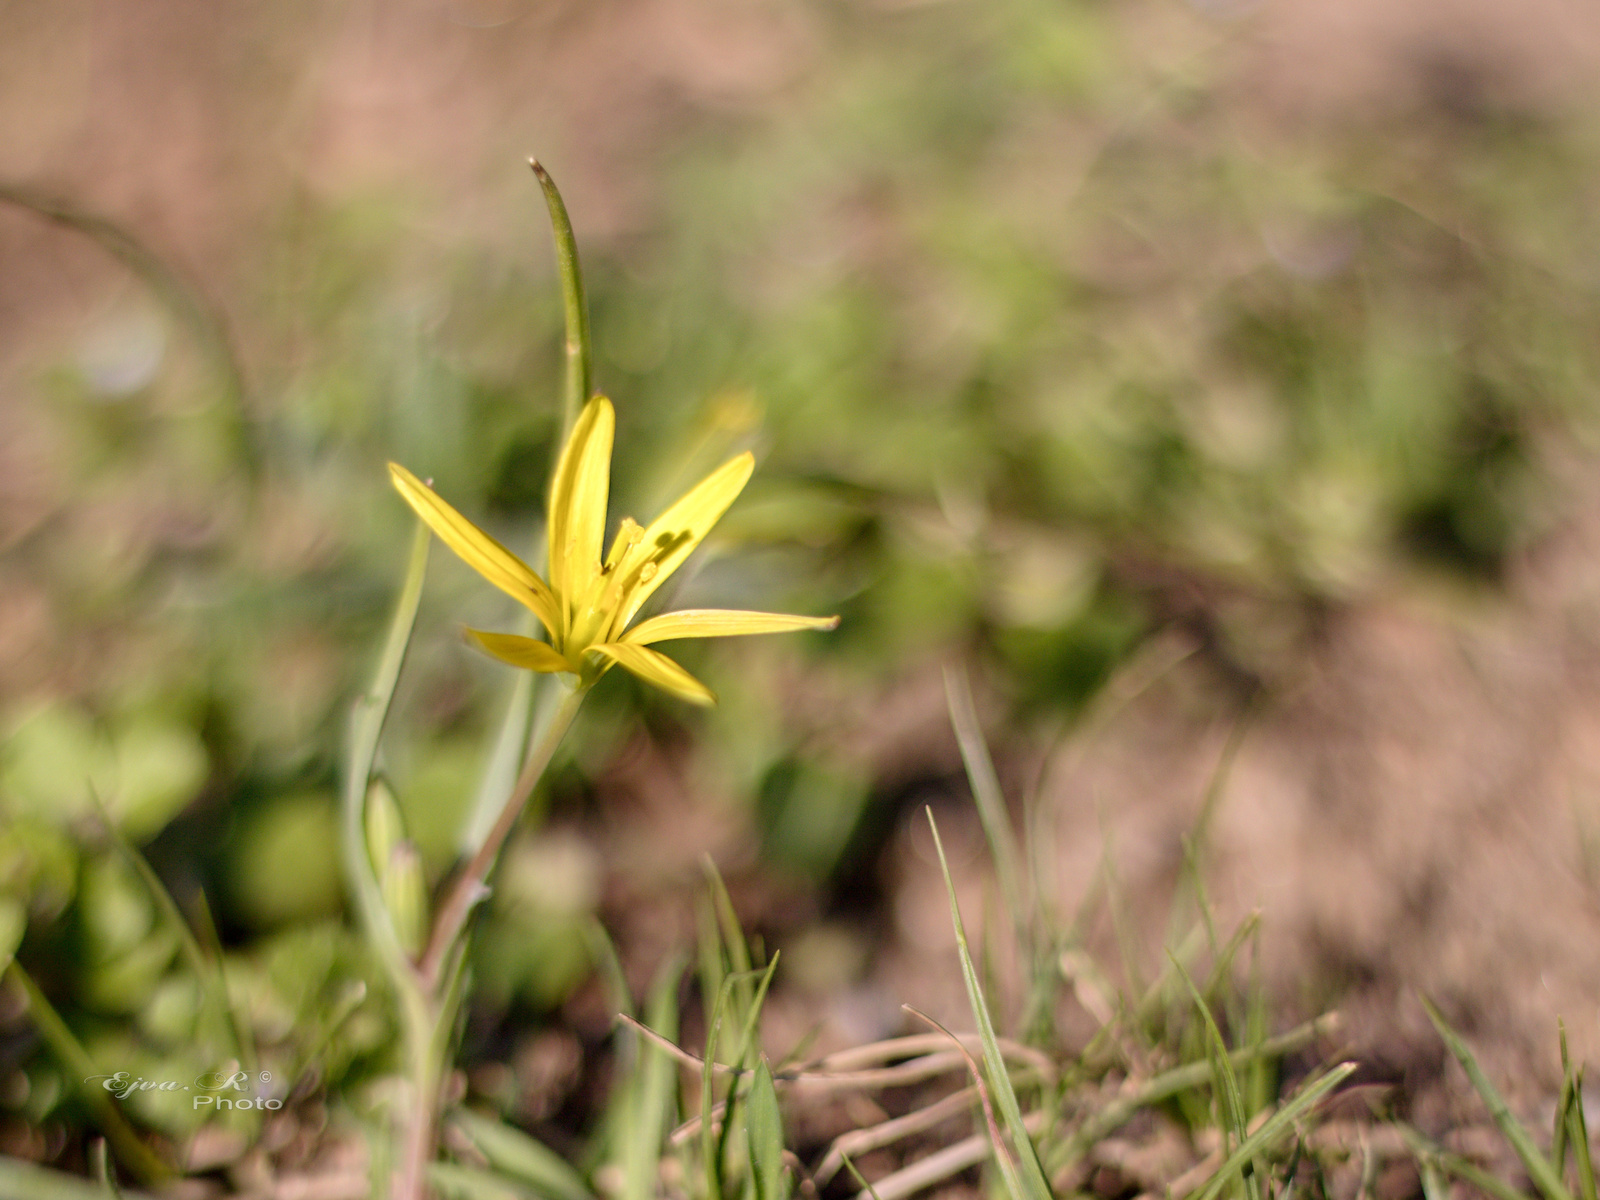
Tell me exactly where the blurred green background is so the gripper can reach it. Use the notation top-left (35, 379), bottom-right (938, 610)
top-left (4, 0), bottom-right (1600, 1173)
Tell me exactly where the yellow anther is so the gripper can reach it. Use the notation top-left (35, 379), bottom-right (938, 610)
top-left (604, 518), bottom-right (644, 572)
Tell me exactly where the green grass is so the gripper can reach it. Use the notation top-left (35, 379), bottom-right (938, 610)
top-left (6, 663), bottom-right (1590, 1200)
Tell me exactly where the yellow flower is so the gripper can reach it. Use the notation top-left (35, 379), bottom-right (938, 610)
top-left (388, 395), bottom-right (838, 705)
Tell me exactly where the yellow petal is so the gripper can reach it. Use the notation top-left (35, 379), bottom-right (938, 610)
top-left (623, 609), bottom-right (840, 644)
top-left (547, 396), bottom-right (614, 623)
top-left (465, 628), bottom-right (573, 673)
top-left (612, 452), bottom-right (755, 633)
top-left (389, 464), bottom-right (562, 637)
top-left (588, 642), bottom-right (716, 706)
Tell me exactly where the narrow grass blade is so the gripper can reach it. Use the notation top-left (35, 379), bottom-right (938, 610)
top-left (1570, 1070), bottom-right (1596, 1200)
top-left (428, 934), bottom-right (474, 1070)
top-left (429, 1161), bottom-right (535, 1200)
top-left (905, 1005), bottom-right (1030, 1200)
top-left (5, 964), bottom-right (172, 1184)
top-left (1555, 1025), bottom-right (1598, 1200)
top-left (1044, 1013), bottom-right (1337, 1175)
top-left (733, 954), bottom-right (781, 1072)
top-left (1185, 704), bottom-right (1253, 876)
top-left (1175, 910), bottom-right (1260, 1101)
top-left (696, 892), bottom-right (728, 1061)
top-left (705, 856), bottom-right (754, 973)
top-left (945, 668), bottom-right (1028, 941)
top-left (701, 972), bottom-right (740, 1199)
top-left (747, 1060), bottom-right (789, 1200)
top-left (1172, 953), bottom-right (1259, 1200)
top-left (0, 1158), bottom-right (155, 1200)
top-left (1133, 923), bottom-right (1205, 1029)
top-left (1555, 1026), bottom-right (1575, 1180)
top-left (0, 897), bottom-right (21, 973)
top-left (449, 1109), bottom-right (593, 1200)
top-left (1179, 835), bottom-right (1221, 968)
top-left (841, 1151), bottom-right (887, 1200)
top-left (91, 1140), bottom-right (121, 1197)
top-left (925, 809), bottom-right (1053, 1200)
top-left (337, 523), bottom-right (438, 1200)
top-left (584, 918), bottom-right (636, 1024)
top-left (291, 980), bottom-right (368, 1092)
top-left (1243, 926), bottom-right (1272, 1118)
top-left (97, 812), bottom-right (254, 1073)
top-left (620, 957), bottom-right (684, 1200)
top-left (1200, 913), bottom-right (1261, 1025)
top-left (1423, 997), bottom-right (1576, 1200)
top-left (1397, 1123), bottom-right (1537, 1200)
top-left (186, 888), bottom-right (261, 1072)
top-left (466, 160), bottom-right (587, 854)
top-left (1418, 1156), bottom-right (1451, 1200)
top-left (701, 857), bottom-right (756, 1065)
top-left (1192, 1062), bottom-right (1358, 1200)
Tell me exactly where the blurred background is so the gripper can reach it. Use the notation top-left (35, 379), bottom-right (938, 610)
top-left (7, 0), bottom-right (1600, 1178)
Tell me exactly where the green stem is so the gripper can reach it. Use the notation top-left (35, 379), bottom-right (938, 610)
top-left (98, 816), bottom-right (255, 1077)
top-left (341, 523), bottom-right (430, 978)
top-left (529, 160), bottom-right (593, 437)
top-left (5, 963), bottom-right (173, 1185)
top-left (393, 685), bottom-right (584, 1199)
top-left (393, 986), bottom-right (444, 1200)
top-left (417, 685), bottom-right (586, 987)
top-left (341, 522), bottom-right (436, 1199)
top-left (462, 158), bottom-right (591, 866)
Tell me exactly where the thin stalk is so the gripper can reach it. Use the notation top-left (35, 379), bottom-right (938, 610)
top-left (417, 685), bottom-right (586, 987)
top-left (1044, 1013), bottom-right (1340, 1175)
top-left (944, 667), bottom-right (1031, 972)
top-left (96, 813), bottom-right (255, 1075)
top-left (395, 686), bottom-right (583, 1198)
top-left (341, 522), bottom-right (435, 1200)
top-left (455, 160), bottom-right (593, 872)
top-left (460, 162), bottom-right (591, 878)
top-left (342, 523), bottom-right (431, 976)
top-left (530, 160), bottom-right (593, 435)
top-left (460, 668), bottom-right (537, 856)
top-left (6, 964), bottom-right (172, 1185)
top-left (393, 935), bottom-right (474, 1200)
top-left (394, 991), bottom-right (444, 1200)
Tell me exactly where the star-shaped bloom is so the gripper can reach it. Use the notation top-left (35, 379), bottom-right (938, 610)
top-left (388, 396), bottom-right (837, 704)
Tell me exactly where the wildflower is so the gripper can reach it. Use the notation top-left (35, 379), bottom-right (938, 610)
top-left (389, 396), bottom-right (837, 704)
